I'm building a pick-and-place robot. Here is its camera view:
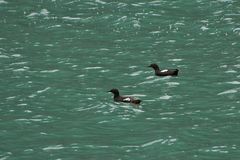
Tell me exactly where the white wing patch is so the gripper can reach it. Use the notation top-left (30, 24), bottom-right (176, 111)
top-left (123, 97), bottom-right (131, 102)
top-left (160, 69), bottom-right (168, 73)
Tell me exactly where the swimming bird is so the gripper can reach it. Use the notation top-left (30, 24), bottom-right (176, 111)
top-left (148, 63), bottom-right (179, 76)
top-left (108, 88), bottom-right (141, 104)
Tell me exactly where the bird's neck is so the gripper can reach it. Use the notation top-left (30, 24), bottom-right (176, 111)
top-left (154, 68), bottom-right (160, 72)
top-left (113, 93), bottom-right (120, 98)
top-left (153, 66), bottom-right (160, 71)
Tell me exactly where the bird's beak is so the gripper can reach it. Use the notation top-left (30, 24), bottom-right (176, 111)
top-left (107, 90), bottom-right (111, 92)
top-left (147, 65), bottom-right (151, 67)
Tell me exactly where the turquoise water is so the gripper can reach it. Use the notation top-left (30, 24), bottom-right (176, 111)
top-left (1, 0), bottom-right (240, 159)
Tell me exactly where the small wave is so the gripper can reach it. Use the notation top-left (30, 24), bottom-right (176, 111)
top-left (233, 28), bottom-right (240, 33)
top-left (13, 67), bottom-right (29, 72)
top-left (37, 87), bottom-right (51, 94)
top-left (0, 156), bottom-right (10, 160)
top-left (98, 120), bottom-right (109, 124)
top-left (218, 0), bottom-right (233, 2)
top-left (17, 103), bottom-right (27, 106)
top-left (150, 31), bottom-right (161, 34)
top-left (77, 74), bottom-right (85, 77)
top-left (218, 88), bottom-right (239, 95)
top-left (118, 105), bottom-right (144, 113)
top-left (168, 59), bottom-right (183, 62)
top-left (158, 95), bottom-right (172, 100)
top-left (166, 82), bottom-right (180, 86)
top-left (29, 87), bottom-right (51, 98)
top-left (100, 69), bottom-right (110, 73)
top-left (62, 16), bottom-right (82, 20)
top-left (159, 112), bottom-right (176, 115)
top-left (0, 55), bottom-right (9, 58)
top-left (128, 94), bottom-right (146, 97)
top-left (200, 26), bottom-right (209, 31)
top-left (166, 40), bottom-right (176, 43)
top-left (234, 64), bottom-right (240, 68)
top-left (85, 145), bottom-right (109, 148)
top-left (75, 105), bottom-right (99, 112)
top-left (149, 1), bottom-right (162, 6)
top-left (40, 69), bottom-right (59, 73)
top-left (40, 9), bottom-right (49, 16)
top-left (128, 65), bottom-right (138, 69)
top-left (225, 69), bottom-right (237, 73)
top-left (84, 67), bottom-right (102, 70)
top-left (47, 25), bottom-right (61, 29)
top-left (95, 0), bottom-right (107, 4)
top-left (0, 0), bottom-right (7, 4)
top-left (141, 137), bottom-right (177, 148)
top-left (43, 145), bottom-right (64, 151)
top-left (16, 118), bottom-right (42, 122)
top-left (27, 9), bottom-right (49, 18)
top-left (6, 96), bottom-right (16, 100)
top-left (141, 138), bottom-right (163, 147)
top-left (138, 78), bottom-right (161, 85)
top-left (200, 145), bottom-right (229, 153)
top-left (12, 54), bottom-right (21, 57)
top-left (133, 20), bottom-right (140, 28)
top-left (226, 81), bottom-right (240, 85)
top-left (129, 71), bottom-right (143, 76)
top-left (10, 61), bottom-right (28, 66)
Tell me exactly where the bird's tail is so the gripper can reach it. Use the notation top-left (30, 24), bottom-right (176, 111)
top-left (132, 100), bottom-right (141, 104)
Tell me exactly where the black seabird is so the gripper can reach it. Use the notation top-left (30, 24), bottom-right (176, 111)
top-left (108, 88), bottom-right (141, 104)
top-left (148, 63), bottom-right (179, 76)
